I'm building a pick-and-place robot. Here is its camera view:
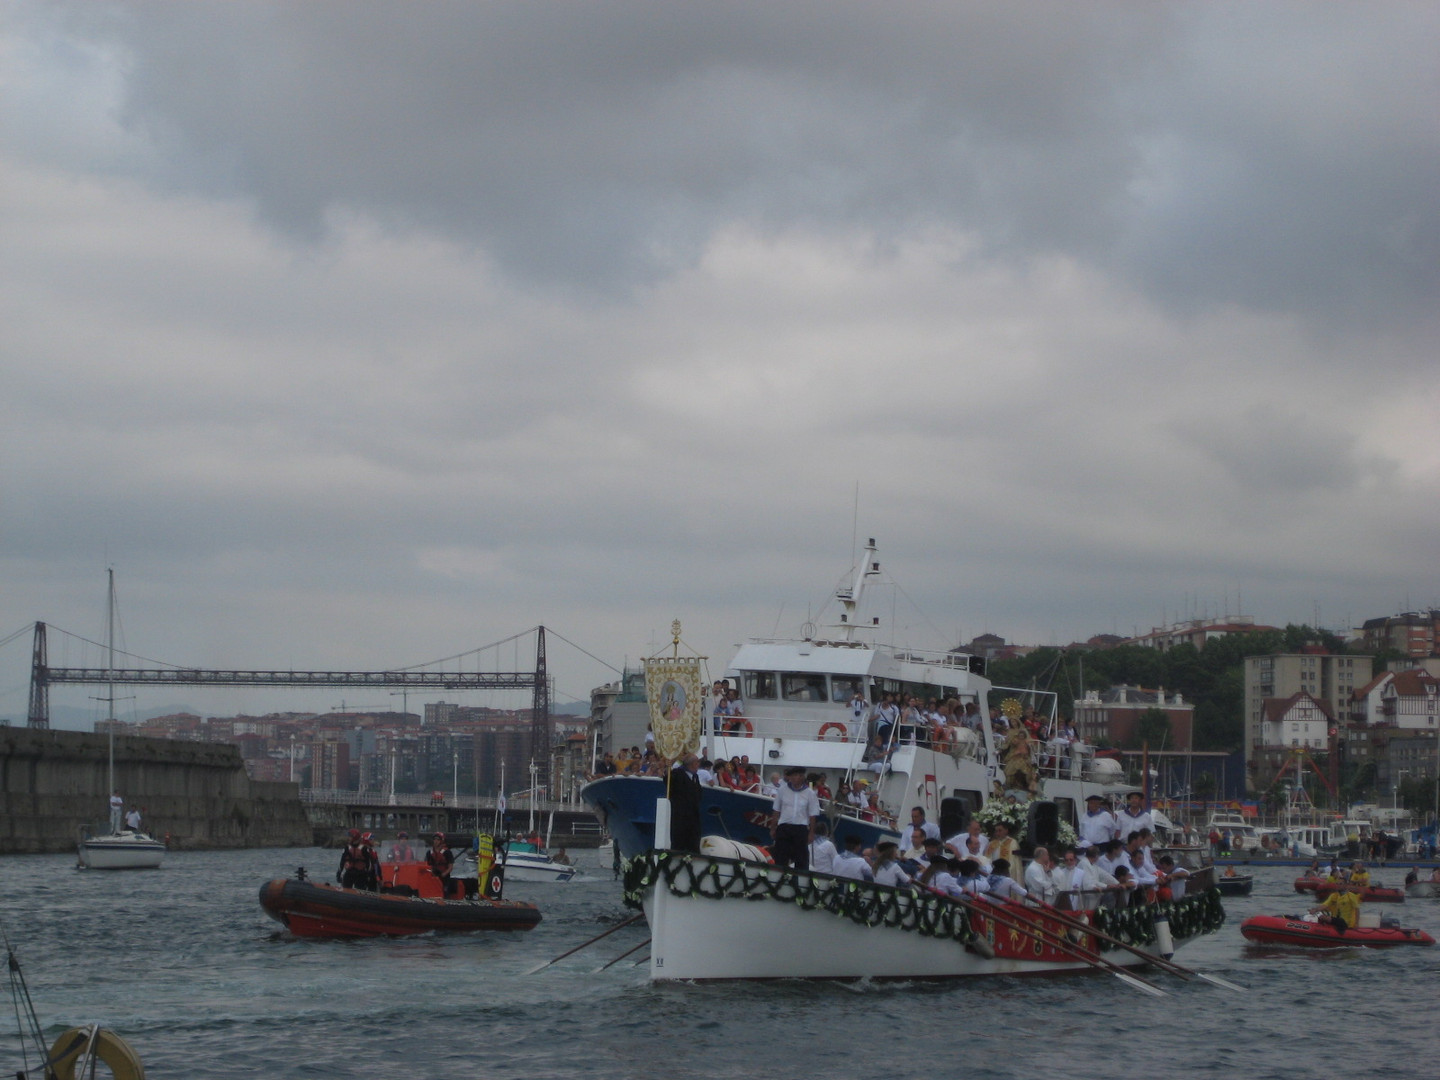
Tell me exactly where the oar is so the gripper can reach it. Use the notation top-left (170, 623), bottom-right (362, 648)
top-left (522, 913), bottom-right (645, 975)
top-left (594, 937), bottom-right (651, 972)
top-left (949, 892), bottom-right (1166, 997)
top-left (1028, 899), bottom-right (1246, 992)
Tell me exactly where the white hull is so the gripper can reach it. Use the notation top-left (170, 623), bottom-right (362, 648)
top-left (77, 832), bottom-right (165, 870)
top-left (496, 851), bottom-right (578, 883)
top-left (637, 853), bottom-right (1198, 982)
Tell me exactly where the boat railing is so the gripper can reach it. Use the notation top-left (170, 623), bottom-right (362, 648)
top-left (714, 714), bottom-right (870, 745)
top-left (299, 788), bottom-right (577, 814)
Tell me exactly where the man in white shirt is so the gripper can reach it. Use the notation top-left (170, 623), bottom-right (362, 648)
top-left (1078, 794), bottom-right (1117, 847)
top-left (1024, 846), bottom-right (1060, 905)
top-left (125, 807), bottom-right (142, 832)
top-left (945, 820), bottom-right (988, 860)
top-left (809, 820), bottom-right (838, 874)
top-left (831, 834), bottom-right (874, 881)
top-left (1156, 854), bottom-right (1190, 900)
top-left (849, 689), bottom-right (871, 728)
top-left (909, 807), bottom-right (942, 843)
top-left (1114, 791), bottom-right (1153, 843)
top-left (769, 765), bottom-right (821, 870)
top-left (109, 790), bottom-right (124, 833)
top-left (1098, 839), bottom-right (1127, 878)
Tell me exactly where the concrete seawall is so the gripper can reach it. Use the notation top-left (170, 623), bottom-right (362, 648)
top-left (0, 728), bottom-right (311, 854)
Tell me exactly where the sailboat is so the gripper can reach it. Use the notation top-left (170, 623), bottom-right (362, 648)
top-left (460, 760), bottom-right (578, 882)
top-left (76, 570), bottom-right (165, 870)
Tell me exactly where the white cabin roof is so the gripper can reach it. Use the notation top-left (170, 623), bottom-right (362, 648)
top-left (728, 642), bottom-right (877, 676)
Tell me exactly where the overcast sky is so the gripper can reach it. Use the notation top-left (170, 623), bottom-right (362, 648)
top-left (2, 2), bottom-right (1437, 727)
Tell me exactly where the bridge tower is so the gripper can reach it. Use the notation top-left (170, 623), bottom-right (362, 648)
top-left (26, 622), bottom-right (48, 729)
top-left (532, 625), bottom-right (550, 763)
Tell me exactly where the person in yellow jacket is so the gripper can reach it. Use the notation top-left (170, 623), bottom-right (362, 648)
top-left (1348, 862), bottom-right (1371, 887)
top-left (1314, 888), bottom-right (1361, 932)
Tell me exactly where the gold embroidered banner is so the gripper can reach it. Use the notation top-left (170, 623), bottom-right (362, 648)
top-left (645, 655), bottom-right (704, 760)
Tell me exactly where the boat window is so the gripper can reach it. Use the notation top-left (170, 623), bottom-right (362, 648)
top-left (782, 672), bottom-right (828, 702)
top-left (743, 671), bottom-right (777, 700)
top-left (873, 678), bottom-right (902, 698)
top-left (831, 675), bottom-right (864, 703)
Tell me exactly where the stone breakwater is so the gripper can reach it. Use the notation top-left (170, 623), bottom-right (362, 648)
top-left (0, 727), bottom-right (311, 853)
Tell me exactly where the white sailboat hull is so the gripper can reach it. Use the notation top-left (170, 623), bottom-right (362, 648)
top-left (78, 832), bottom-right (166, 870)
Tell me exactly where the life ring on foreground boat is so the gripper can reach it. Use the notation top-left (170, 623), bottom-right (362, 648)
top-left (818, 722), bottom-right (848, 740)
top-left (726, 718), bottom-right (753, 736)
top-left (48, 1025), bottom-right (145, 1080)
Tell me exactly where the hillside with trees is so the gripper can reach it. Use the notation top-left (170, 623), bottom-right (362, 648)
top-left (986, 624), bottom-right (1365, 753)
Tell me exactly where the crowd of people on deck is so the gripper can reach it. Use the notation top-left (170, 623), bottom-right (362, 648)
top-left (795, 794), bottom-right (1191, 914)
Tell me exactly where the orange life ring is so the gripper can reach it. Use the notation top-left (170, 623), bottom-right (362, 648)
top-left (818, 722), bottom-right (848, 740)
top-left (726, 718), bottom-right (753, 736)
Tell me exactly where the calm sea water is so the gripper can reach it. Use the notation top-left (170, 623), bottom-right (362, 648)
top-left (1, 848), bottom-right (1436, 1079)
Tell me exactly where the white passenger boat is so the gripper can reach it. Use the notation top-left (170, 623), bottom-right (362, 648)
top-left (584, 539), bottom-right (1134, 861)
top-left (626, 802), bottom-right (1224, 982)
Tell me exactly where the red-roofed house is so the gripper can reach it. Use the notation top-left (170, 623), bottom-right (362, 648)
top-left (1251, 691), bottom-right (1335, 788)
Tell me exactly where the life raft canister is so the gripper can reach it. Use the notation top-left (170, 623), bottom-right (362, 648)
top-left (48, 1026), bottom-right (145, 1080)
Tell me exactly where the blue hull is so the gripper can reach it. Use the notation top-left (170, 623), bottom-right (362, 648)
top-left (580, 774), bottom-right (901, 861)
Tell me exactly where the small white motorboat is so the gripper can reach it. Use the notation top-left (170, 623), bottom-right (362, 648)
top-left (77, 826), bottom-right (166, 870)
top-left (496, 840), bottom-right (579, 883)
top-left (1405, 878), bottom-right (1440, 899)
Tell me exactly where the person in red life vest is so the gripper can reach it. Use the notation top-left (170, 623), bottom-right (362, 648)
top-left (337, 829), bottom-right (369, 889)
top-left (426, 832), bottom-right (455, 898)
top-left (360, 832), bottom-right (382, 890)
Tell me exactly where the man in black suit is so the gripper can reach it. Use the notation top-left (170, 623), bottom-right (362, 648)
top-left (669, 753), bottom-right (704, 853)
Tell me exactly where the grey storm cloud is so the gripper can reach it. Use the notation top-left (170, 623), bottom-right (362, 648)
top-left (2, 1), bottom-right (1438, 723)
top-left (47, 1), bottom-right (1434, 320)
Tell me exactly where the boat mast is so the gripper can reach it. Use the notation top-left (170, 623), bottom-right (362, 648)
top-left (106, 568), bottom-right (116, 805)
top-left (833, 537), bottom-right (881, 643)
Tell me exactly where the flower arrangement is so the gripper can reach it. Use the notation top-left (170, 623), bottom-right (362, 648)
top-left (973, 798), bottom-right (1079, 848)
top-left (973, 798), bottom-right (1026, 834)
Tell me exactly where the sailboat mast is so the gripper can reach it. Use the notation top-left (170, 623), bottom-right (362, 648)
top-left (106, 568), bottom-right (116, 797)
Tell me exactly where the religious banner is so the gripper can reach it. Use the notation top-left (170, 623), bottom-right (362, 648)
top-left (645, 655), bottom-right (704, 760)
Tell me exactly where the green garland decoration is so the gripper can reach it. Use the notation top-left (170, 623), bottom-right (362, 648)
top-left (623, 852), bottom-right (976, 945)
top-left (624, 854), bottom-right (1225, 955)
top-left (1091, 887), bottom-right (1226, 950)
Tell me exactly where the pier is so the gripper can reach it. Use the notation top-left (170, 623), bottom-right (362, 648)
top-left (0, 727), bottom-right (311, 854)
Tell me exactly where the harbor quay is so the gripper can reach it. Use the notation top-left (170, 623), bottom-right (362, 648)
top-left (0, 727), bottom-right (310, 854)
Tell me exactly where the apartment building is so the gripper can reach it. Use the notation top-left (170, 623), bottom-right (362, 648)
top-left (1071, 685), bottom-right (1194, 749)
top-left (1360, 611), bottom-right (1440, 658)
top-left (1243, 650), bottom-right (1371, 788)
